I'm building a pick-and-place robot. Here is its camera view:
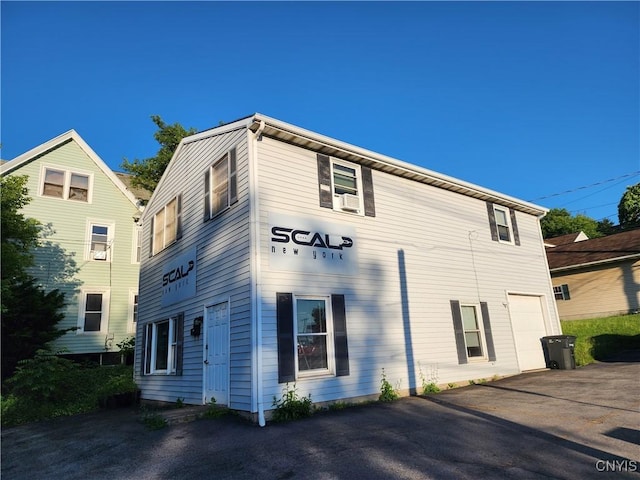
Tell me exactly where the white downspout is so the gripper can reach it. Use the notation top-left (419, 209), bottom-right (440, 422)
top-left (249, 120), bottom-right (266, 426)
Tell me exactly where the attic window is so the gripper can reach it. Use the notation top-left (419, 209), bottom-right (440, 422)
top-left (42, 167), bottom-right (91, 202)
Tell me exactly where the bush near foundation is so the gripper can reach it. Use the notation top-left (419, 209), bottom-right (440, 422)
top-left (1, 351), bottom-right (137, 427)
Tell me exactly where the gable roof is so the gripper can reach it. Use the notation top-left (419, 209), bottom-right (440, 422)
top-left (148, 113), bottom-right (547, 217)
top-left (0, 129), bottom-right (141, 209)
top-left (546, 229), bottom-right (640, 272)
top-left (545, 231), bottom-right (589, 247)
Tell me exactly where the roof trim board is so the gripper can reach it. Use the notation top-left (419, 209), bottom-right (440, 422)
top-left (1, 129), bottom-right (141, 209)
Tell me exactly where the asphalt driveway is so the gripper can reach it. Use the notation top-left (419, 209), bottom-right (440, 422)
top-left (2, 356), bottom-right (639, 480)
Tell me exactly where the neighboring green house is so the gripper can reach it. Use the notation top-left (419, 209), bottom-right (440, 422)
top-left (1, 130), bottom-right (145, 363)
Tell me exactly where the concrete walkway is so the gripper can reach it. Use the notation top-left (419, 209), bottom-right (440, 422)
top-left (2, 358), bottom-right (639, 480)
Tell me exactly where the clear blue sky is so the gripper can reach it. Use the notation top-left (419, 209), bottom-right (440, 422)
top-left (2, 1), bottom-right (638, 225)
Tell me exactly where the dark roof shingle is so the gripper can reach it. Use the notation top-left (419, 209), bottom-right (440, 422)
top-left (546, 229), bottom-right (640, 271)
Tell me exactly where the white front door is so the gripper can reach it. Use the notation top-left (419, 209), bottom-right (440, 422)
top-left (508, 294), bottom-right (548, 371)
top-left (204, 302), bottom-right (229, 405)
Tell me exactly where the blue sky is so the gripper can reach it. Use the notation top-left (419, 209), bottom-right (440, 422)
top-left (2, 1), bottom-right (638, 224)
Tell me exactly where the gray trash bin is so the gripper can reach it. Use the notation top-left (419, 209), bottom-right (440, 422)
top-left (541, 335), bottom-right (576, 369)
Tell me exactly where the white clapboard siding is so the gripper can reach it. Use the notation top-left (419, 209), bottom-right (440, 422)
top-left (135, 128), bottom-right (254, 409)
top-left (256, 136), bottom-right (558, 405)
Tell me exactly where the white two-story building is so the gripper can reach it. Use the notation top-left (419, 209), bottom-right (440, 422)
top-left (134, 113), bottom-right (561, 424)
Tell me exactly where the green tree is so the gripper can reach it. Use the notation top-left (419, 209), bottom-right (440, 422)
top-left (1, 279), bottom-right (67, 382)
top-left (1, 175), bottom-right (69, 381)
top-left (1, 175), bottom-right (40, 311)
top-left (540, 208), bottom-right (603, 239)
top-left (121, 115), bottom-right (197, 196)
top-left (618, 183), bottom-right (640, 230)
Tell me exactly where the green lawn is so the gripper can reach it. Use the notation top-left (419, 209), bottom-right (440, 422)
top-left (560, 314), bottom-right (640, 366)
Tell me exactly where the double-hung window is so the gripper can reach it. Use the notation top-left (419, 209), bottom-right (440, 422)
top-left (276, 293), bottom-right (349, 383)
top-left (450, 300), bottom-right (496, 364)
top-left (204, 147), bottom-right (238, 220)
top-left (41, 166), bottom-right (91, 202)
top-left (143, 315), bottom-right (183, 375)
top-left (295, 297), bottom-right (332, 375)
top-left (487, 202), bottom-right (520, 246)
top-left (317, 154), bottom-right (376, 217)
top-left (331, 160), bottom-right (363, 214)
top-left (128, 291), bottom-right (139, 333)
top-left (78, 289), bottom-right (110, 333)
top-left (151, 195), bottom-right (181, 255)
top-left (494, 207), bottom-right (512, 243)
top-left (461, 305), bottom-right (484, 358)
top-left (88, 223), bottom-right (113, 261)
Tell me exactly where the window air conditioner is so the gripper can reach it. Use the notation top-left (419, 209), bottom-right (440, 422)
top-left (92, 250), bottom-right (107, 261)
top-left (339, 193), bottom-right (360, 212)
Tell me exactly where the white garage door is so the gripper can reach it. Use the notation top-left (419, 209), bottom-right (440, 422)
top-left (508, 294), bottom-right (548, 371)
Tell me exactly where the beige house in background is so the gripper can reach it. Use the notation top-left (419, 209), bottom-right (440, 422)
top-left (546, 229), bottom-right (640, 320)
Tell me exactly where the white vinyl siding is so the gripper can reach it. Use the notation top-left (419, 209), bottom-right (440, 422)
top-left (256, 135), bottom-right (560, 407)
top-left (135, 129), bottom-right (251, 408)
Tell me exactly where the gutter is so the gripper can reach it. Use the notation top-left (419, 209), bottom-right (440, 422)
top-left (549, 254), bottom-right (640, 274)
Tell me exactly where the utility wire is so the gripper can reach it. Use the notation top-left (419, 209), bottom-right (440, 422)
top-left (529, 171), bottom-right (640, 201)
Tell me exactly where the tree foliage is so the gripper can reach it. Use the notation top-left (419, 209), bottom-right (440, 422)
top-left (540, 208), bottom-right (604, 239)
top-left (618, 183), bottom-right (640, 230)
top-left (1, 175), bottom-right (40, 311)
top-left (1, 279), bottom-right (67, 382)
top-left (1, 175), bottom-right (69, 381)
top-left (121, 115), bottom-right (197, 195)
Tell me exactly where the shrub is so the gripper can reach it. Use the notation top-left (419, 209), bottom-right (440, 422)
top-left (2, 351), bottom-right (137, 427)
top-left (379, 368), bottom-right (399, 402)
top-left (271, 383), bottom-right (313, 422)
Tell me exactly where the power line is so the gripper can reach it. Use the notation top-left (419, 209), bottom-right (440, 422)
top-left (529, 171), bottom-right (640, 201)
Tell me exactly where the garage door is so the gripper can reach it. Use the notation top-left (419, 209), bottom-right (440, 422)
top-left (508, 294), bottom-right (548, 371)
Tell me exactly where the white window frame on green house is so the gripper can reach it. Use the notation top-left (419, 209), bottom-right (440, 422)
top-left (77, 288), bottom-right (110, 334)
top-left (86, 220), bottom-right (115, 261)
top-left (40, 164), bottom-right (93, 203)
top-left (127, 290), bottom-right (139, 334)
top-left (294, 295), bottom-right (335, 378)
top-left (331, 159), bottom-right (364, 215)
top-left (132, 224), bottom-right (142, 263)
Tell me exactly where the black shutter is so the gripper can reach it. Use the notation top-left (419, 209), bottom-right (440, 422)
top-left (140, 323), bottom-right (147, 376)
top-left (362, 166), bottom-right (376, 217)
top-left (480, 302), bottom-right (496, 362)
top-left (176, 194), bottom-right (183, 241)
top-left (450, 300), bottom-right (468, 364)
top-left (486, 202), bottom-right (499, 242)
top-left (332, 294), bottom-right (350, 377)
top-left (276, 293), bottom-right (295, 383)
top-left (562, 284), bottom-right (571, 300)
top-left (148, 216), bottom-right (155, 257)
top-left (144, 323), bottom-right (152, 375)
top-left (175, 313), bottom-right (184, 375)
top-left (229, 147), bottom-right (238, 205)
top-left (317, 154), bottom-right (333, 209)
top-left (203, 169), bottom-right (211, 222)
top-left (509, 208), bottom-right (520, 246)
